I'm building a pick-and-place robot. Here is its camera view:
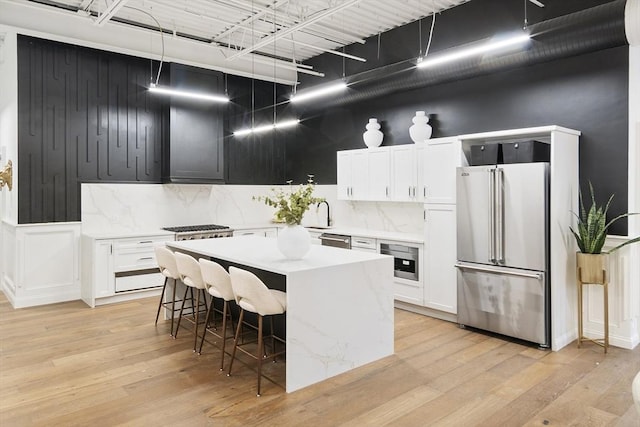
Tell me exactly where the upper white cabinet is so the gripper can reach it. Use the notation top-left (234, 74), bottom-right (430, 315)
top-left (390, 144), bottom-right (423, 202)
top-left (338, 139), bottom-right (458, 203)
top-left (337, 148), bottom-right (389, 201)
top-left (423, 136), bottom-right (464, 204)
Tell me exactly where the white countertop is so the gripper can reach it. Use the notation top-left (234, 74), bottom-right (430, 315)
top-left (166, 235), bottom-right (390, 275)
top-left (82, 229), bottom-right (175, 240)
top-left (229, 223), bottom-right (424, 244)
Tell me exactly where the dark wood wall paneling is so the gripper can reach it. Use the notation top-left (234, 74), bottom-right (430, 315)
top-left (287, 0), bottom-right (629, 234)
top-left (18, 35), bottom-right (164, 224)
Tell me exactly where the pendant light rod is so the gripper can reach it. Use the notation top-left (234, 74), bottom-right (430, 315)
top-left (233, 119), bottom-right (300, 136)
top-left (148, 83), bottom-right (229, 102)
top-left (417, 33), bottom-right (530, 69)
top-left (290, 81), bottom-right (347, 103)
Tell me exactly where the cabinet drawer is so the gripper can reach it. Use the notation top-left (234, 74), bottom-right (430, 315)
top-left (394, 279), bottom-right (423, 305)
top-left (113, 236), bottom-right (172, 272)
top-left (351, 236), bottom-right (377, 251)
top-left (114, 249), bottom-right (158, 272)
top-left (115, 272), bottom-right (164, 292)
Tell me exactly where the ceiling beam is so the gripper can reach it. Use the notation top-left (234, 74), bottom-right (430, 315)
top-left (225, 0), bottom-right (364, 61)
top-left (94, 0), bottom-right (130, 26)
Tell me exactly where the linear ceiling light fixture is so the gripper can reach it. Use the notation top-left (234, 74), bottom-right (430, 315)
top-left (148, 83), bottom-right (229, 102)
top-left (233, 119), bottom-right (301, 137)
top-left (137, 8), bottom-right (229, 103)
top-left (417, 33), bottom-right (531, 69)
top-left (289, 81), bottom-right (348, 103)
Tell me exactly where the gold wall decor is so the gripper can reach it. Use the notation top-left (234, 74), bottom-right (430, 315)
top-left (0, 160), bottom-right (12, 191)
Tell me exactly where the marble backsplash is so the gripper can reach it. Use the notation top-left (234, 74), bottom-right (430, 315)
top-left (81, 183), bottom-right (424, 235)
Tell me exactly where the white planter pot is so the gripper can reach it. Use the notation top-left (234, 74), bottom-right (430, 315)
top-left (277, 225), bottom-right (311, 259)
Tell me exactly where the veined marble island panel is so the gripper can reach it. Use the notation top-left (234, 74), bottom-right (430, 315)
top-left (166, 236), bottom-right (395, 393)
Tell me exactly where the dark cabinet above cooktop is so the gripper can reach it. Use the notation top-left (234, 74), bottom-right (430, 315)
top-left (164, 63), bottom-right (225, 183)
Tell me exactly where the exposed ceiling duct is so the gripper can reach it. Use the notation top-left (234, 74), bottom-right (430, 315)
top-left (296, 0), bottom-right (629, 111)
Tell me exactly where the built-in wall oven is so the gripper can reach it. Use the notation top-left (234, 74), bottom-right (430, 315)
top-left (380, 243), bottom-right (420, 282)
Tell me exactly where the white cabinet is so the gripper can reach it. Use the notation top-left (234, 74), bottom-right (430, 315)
top-left (423, 136), bottom-right (464, 204)
top-left (423, 204), bottom-right (457, 314)
top-left (93, 240), bottom-right (115, 299)
top-left (368, 149), bottom-right (391, 200)
top-left (390, 145), bottom-right (419, 202)
top-left (337, 148), bottom-right (389, 201)
top-left (81, 234), bottom-right (172, 307)
top-left (233, 227), bottom-right (278, 238)
top-left (351, 236), bottom-right (377, 252)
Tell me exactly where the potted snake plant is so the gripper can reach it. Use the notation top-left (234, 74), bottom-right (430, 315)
top-left (570, 182), bottom-right (640, 283)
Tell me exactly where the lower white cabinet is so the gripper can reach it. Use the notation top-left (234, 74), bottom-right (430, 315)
top-left (81, 234), bottom-right (172, 307)
top-left (423, 204), bottom-right (457, 314)
top-left (233, 227), bottom-right (278, 238)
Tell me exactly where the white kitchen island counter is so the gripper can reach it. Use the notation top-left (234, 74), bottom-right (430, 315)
top-left (166, 236), bottom-right (395, 393)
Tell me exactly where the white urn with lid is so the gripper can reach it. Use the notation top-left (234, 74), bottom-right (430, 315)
top-left (409, 111), bottom-right (432, 143)
top-left (363, 118), bottom-right (384, 148)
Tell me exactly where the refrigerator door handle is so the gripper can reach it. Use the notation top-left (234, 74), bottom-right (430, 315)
top-left (496, 167), bottom-right (505, 264)
top-left (489, 168), bottom-right (496, 263)
top-left (455, 262), bottom-right (544, 280)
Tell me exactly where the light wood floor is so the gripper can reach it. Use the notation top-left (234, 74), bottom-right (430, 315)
top-left (1, 293), bottom-right (638, 426)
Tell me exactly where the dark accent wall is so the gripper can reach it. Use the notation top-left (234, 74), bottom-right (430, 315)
top-left (18, 35), bottom-right (164, 224)
top-left (288, 0), bottom-right (629, 235)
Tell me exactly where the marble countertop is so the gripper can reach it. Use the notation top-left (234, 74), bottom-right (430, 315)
top-left (167, 235), bottom-right (390, 275)
top-left (228, 223), bottom-right (424, 244)
top-left (82, 229), bottom-right (175, 240)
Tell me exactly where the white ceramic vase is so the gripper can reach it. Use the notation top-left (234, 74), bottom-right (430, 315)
top-left (277, 224), bottom-right (311, 260)
top-left (409, 111), bottom-right (432, 143)
top-left (363, 118), bottom-right (384, 148)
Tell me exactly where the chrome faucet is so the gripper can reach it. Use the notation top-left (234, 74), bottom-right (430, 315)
top-left (317, 200), bottom-right (331, 228)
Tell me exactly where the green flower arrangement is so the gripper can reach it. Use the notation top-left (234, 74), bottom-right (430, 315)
top-left (254, 176), bottom-right (325, 226)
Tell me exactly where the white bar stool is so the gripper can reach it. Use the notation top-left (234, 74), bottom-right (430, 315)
top-left (174, 252), bottom-right (209, 352)
top-left (154, 246), bottom-right (183, 337)
top-left (197, 258), bottom-right (235, 370)
top-left (227, 266), bottom-right (286, 396)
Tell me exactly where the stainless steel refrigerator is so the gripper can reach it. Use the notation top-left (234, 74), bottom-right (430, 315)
top-left (455, 162), bottom-right (550, 347)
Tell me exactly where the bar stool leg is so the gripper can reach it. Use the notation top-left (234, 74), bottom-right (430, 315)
top-left (219, 301), bottom-right (230, 371)
top-left (174, 286), bottom-right (191, 339)
top-left (197, 295), bottom-right (215, 355)
top-left (170, 279), bottom-right (177, 337)
top-left (155, 277), bottom-right (168, 326)
top-left (227, 309), bottom-right (245, 377)
top-left (256, 314), bottom-right (264, 397)
top-left (193, 289), bottom-right (201, 352)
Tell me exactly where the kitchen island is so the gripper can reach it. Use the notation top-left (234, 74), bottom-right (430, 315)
top-left (166, 236), bottom-right (394, 393)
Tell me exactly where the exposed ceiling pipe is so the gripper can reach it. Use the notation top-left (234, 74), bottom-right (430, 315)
top-left (296, 0), bottom-right (629, 111)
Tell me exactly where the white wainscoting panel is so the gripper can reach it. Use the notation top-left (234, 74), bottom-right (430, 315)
top-left (582, 238), bottom-right (639, 349)
top-left (1, 222), bottom-right (81, 308)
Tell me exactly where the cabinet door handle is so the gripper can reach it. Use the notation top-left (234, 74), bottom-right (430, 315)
top-left (138, 240), bottom-right (153, 244)
top-left (386, 186), bottom-right (389, 197)
top-left (138, 257), bottom-right (153, 261)
top-left (408, 187), bottom-right (411, 197)
top-left (423, 186), bottom-right (426, 198)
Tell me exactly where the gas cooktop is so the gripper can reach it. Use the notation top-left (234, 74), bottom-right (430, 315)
top-left (162, 224), bottom-right (231, 233)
